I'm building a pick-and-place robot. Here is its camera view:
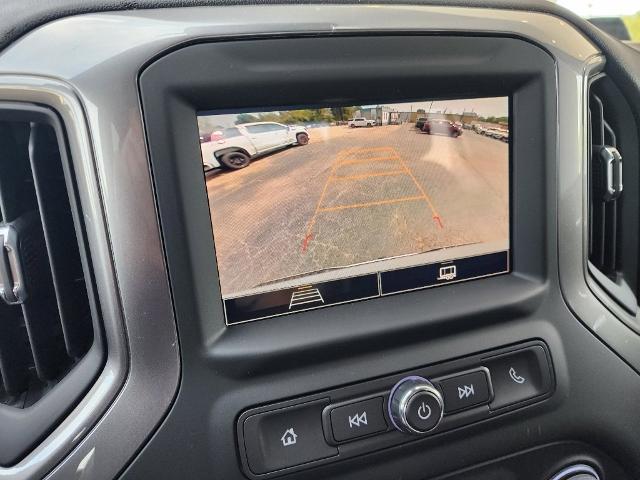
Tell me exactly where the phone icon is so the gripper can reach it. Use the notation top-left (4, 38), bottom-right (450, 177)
top-left (509, 367), bottom-right (526, 384)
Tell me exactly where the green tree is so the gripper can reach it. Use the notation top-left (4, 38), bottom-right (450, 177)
top-left (331, 107), bottom-right (346, 121)
top-left (261, 109), bottom-right (336, 125)
top-left (311, 108), bottom-right (334, 123)
top-left (276, 110), bottom-right (310, 124)
top-left (343, 106), bottom-right (359, 120)
top-left (235, 113), bottom-right (259, 124)
top-left (330, 107), bottom-right (358, 121)
top-left (257, 112), bottom-right (281, 122)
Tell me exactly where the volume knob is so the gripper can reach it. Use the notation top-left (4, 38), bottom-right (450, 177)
top-left (388, 376), bottom-right (444, 435)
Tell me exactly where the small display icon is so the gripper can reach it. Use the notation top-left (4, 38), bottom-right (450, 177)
top-left (437, 265), bottom-right (457, 281)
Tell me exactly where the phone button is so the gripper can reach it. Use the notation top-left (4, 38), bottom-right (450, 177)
top-left (484, 346), bottom-right (553, 410)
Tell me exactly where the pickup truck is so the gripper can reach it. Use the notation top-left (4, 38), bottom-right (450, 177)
top-left (204, 121), bottom-right (309, 170)
top-left (348, 117), bottom-right (376, 128)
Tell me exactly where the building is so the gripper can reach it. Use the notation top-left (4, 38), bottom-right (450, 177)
top-left (355, 105), bottom-right (396, 125)
top-left (461, 111), bottom-right (479, 124)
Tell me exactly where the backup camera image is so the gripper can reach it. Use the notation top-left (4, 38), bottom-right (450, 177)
top-left (199, 97), bottom-right (510, 324)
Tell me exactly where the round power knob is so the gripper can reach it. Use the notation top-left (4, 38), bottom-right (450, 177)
top-left (549, 465), bottom-right (600, 480)
top-left (388, 376), bottom-right (444, 435)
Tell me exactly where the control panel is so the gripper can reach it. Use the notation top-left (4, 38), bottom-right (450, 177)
top-left (236, 341), bottom-right (554, 478)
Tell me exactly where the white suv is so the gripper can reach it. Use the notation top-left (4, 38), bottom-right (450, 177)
top-left (204, 122), bottom-right (309, 170)
top-left (348, 117), bottom-right (376, 128)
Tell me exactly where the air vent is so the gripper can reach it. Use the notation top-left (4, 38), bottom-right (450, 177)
top-left (588, 74), bottom-right (639, 315)
top-left (0, 104), bottom-right (102, 466)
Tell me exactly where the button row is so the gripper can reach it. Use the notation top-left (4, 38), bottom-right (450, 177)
top-left (239, 345), bottom-right (552, 478)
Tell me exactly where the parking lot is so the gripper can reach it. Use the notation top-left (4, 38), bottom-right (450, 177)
top-left (205, 125), bottom-right (509, 297)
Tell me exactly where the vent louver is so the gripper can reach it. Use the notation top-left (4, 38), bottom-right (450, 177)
top-left (0, 105), bottom-right (103, 468)
top-left (589, 91), bottom-right (622, 274)
top-left (0, 112), bottom-right (93, 408)
top-left (588, 74), bottom-right (639, 315)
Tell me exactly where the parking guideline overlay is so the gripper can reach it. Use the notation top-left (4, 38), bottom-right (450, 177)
top-left (301, 146), bottom-right (443, 252)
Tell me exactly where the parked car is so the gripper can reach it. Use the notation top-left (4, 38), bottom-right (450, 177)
top-left (493, 129), bottom-right (509, 142)
top-left (484, 128), bottom-right (509, 142)
top-left (415, 116), bottom-right (428, 129)
top-left (348, 117), bottom-right (376, 128)
top-left (204, 122), bottom-right (309, 170)
top-left (421, 119), bottom-right (463, 137)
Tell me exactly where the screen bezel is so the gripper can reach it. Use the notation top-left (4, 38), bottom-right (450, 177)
top-left (198, 96), bottom-right (511, 325)
top-left (139, 34), bottom-right (548, 351)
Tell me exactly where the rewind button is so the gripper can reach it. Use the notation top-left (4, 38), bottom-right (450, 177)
top-left (329, 397), bottom-right (387, 443)
top-left (348, 411), bottom-right (368, 428)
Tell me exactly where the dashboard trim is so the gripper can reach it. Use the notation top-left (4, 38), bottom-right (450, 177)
top-left (556, 54), bottom-right (640, 369)
top-left (0, 65), bottom-right (179, 480)
top-left (0, 78), bottom-right (131, 479)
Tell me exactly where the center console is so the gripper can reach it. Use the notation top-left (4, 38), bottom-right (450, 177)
top-left (138, 32), bottom-right (560, 479)
top-left (238, 341), bottom-right (552, 478)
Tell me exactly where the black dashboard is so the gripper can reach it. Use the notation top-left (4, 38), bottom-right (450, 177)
top-left (1, 2), bottom-right (640, 480)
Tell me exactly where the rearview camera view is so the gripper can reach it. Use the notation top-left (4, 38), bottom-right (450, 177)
top-left (199, 97), bottom-right (510, 324)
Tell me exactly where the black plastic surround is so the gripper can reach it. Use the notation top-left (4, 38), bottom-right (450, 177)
top-left (128, 33), bottom-right (640, 480)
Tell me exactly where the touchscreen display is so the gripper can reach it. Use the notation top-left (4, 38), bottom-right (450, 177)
top-left (199, 97), bottom-right (510, 324)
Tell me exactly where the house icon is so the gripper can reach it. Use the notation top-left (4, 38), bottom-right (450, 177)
top-left (281, 428), bottom-right (298, 447)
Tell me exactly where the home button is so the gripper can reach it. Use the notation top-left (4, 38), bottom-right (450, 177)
top-left (242, 399), bottom-right (338, 474)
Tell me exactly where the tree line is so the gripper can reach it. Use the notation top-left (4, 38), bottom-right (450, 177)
top-left (234, 107), bottom-right (361, 125)
top-left (478, 116), bottom-right (508, 124)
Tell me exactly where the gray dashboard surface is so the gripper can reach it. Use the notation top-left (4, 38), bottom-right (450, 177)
top-left (1, 0), bottom-right (639, 117)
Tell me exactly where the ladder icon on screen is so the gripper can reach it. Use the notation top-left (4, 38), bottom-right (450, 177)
top-left (289, 285), bottom-right (324, 310)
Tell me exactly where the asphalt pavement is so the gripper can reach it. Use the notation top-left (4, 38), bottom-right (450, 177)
top-left (205, 125), bottom-right (509, 297)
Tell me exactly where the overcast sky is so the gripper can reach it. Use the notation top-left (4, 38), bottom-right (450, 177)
top-left (200, 113), bottom-right (240, 128)
top-left (380, 96), bottom-right (508, 118)
top-left (555, 0), bottom-right (638, 17)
